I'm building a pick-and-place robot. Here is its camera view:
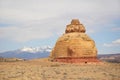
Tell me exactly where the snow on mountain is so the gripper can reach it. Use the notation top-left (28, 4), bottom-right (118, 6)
top-left (19, 46), bottom-right (52, 53)
top-left (0, 46), bottom-right (52, 59)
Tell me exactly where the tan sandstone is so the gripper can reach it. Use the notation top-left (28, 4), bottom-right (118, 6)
top-left (50, 19), bottom-right (99, 63)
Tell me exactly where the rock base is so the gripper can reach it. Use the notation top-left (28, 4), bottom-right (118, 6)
top-left (53, 57), bottom-right (100, 63)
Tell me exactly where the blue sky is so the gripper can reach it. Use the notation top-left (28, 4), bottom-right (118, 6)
top-left (0, 0), bottom-right (120, 54)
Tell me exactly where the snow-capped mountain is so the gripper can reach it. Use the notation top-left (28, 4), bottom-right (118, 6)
top-left (0, 46), bottom-right (52, 59)
top-left (19, 46), bottom-right (52, 53)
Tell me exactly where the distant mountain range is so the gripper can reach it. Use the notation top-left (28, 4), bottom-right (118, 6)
top-left (98, 53), bottom-right (120, 63)
top-left (0, 46), bottom-right (52, 60)
top-left (0, 46), bottom-right (120, 63)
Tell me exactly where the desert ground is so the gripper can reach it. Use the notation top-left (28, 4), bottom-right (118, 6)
top-left (0, 58), bottom-right (120, 80)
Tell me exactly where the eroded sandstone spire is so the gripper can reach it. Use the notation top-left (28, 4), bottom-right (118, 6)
top-left (65, 19), bottom-right (86, 33)
top-left (50, 19), bottom-right (100, 63)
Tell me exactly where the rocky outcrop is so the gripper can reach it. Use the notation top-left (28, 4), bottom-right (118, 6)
top-left (50, 19), bottom-right (99, 63)
top-left (65, 19), bottom-right (86, 33)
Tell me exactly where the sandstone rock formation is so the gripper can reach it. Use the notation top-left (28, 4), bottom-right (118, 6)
top-left (65, 19), bottom-right (86, 33)
top-left (50, 19), bottom-right (99, 63)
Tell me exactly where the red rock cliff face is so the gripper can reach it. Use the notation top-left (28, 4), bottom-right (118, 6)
top-left (50, 19), bottom-right (100, 63)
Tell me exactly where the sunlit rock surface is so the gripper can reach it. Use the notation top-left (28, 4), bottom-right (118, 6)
top-left (50, 19), bottom-right (99, 63)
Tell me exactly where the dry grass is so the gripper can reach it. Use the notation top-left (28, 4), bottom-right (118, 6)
top-left (0, 58), bottom-right (120, 80)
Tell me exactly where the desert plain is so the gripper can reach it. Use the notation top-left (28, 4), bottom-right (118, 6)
top-left (0, 58), bottom-right (120, 80)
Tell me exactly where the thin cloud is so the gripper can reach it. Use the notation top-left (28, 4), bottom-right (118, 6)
top-left (0, 0), bottom-right (120, 42)
top-left (112, 39), bottom-right (120, 44)
top-left (0, 0), bottom-right (119, 23)
top-left (112, 27), bottom-right (120, 31)
top-left (103, 39), bottom-right (120, 47)
top-left (0, 18), bottom-right (66, 42)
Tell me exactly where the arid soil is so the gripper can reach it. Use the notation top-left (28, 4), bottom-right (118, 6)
top-left (0, 58), bottom-right (120, 80)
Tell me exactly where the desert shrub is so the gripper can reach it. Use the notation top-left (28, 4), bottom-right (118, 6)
top-left (50, 64), bottom-right (60, 67)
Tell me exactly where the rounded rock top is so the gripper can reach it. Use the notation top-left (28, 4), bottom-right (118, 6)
top-left (71, 19), bottom-right (80, 25)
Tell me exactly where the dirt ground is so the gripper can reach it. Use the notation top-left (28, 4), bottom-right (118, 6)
top-left (0, 58), bottom-right (120, 80)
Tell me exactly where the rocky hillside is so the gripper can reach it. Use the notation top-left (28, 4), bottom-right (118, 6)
top-left (98, 53), bottom-right (120, 63)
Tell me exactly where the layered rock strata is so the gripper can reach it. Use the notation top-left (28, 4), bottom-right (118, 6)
top-left (50, 19), bottom-right (100, 63)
